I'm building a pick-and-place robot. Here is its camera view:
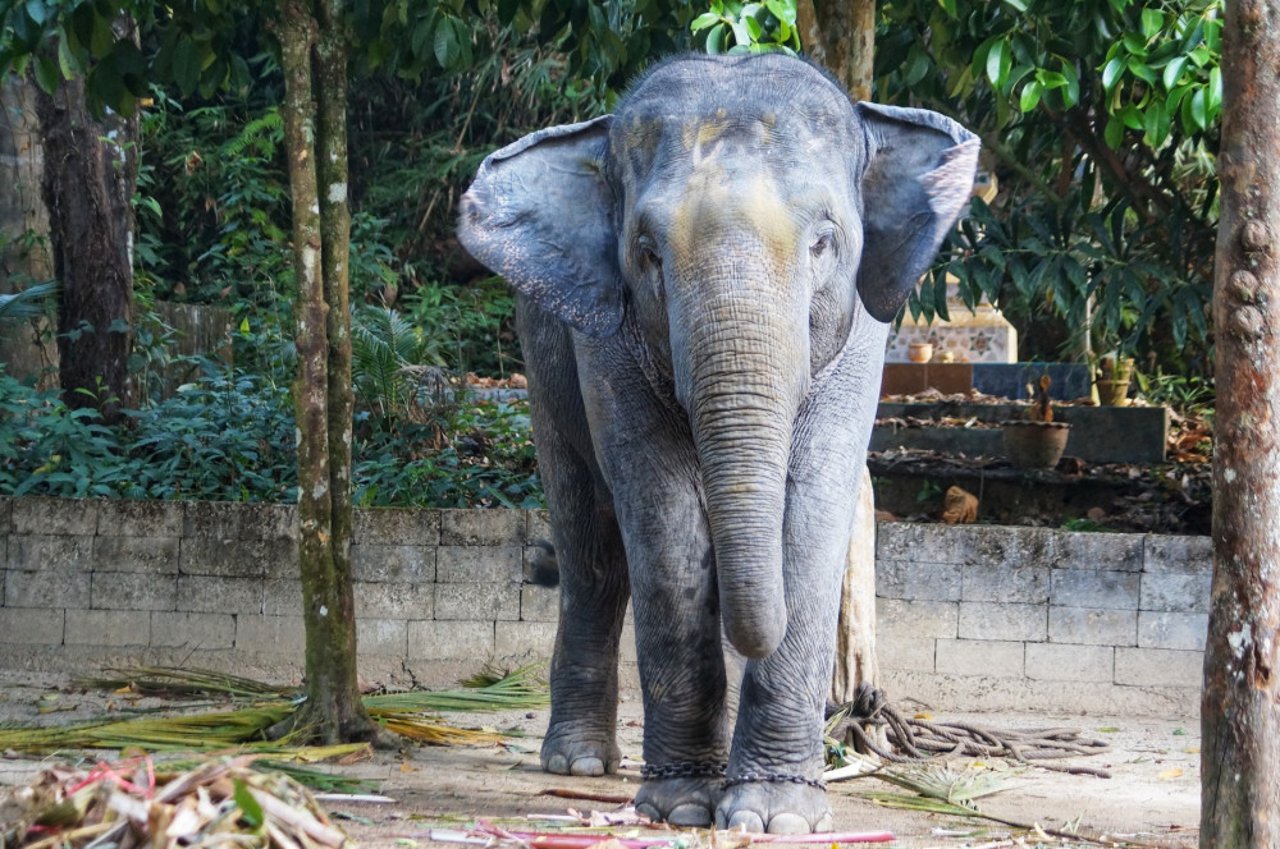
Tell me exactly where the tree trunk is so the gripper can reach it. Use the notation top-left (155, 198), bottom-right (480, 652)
top-left (0, 73), bottom-right (58, 386)
top-left (33, 70), bottom-right (137, 421)
top-left (798, 0), bottom-right (876, 101)
top-left (1201, 1), bottom-right (1280, 844)
top-left (830, 465), bottom-right (879, 705)
top-left (276, 0), bottom-right (378, 744)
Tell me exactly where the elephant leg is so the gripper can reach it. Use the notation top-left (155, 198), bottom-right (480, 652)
top-left (537, 432), bottom-right (629, 777)
top-left (627, 503), bottom-right (731, 827)
top-left (716, 509), bottom-right (849, 833)
top-left (518, 300), bottom-right (630, 778)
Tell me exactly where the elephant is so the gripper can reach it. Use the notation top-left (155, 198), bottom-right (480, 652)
top-left (458, 52), bottom-right (978, 833)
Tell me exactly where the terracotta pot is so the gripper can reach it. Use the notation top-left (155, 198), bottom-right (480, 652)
top-left (1096, 377), bottom-right (1131, 407)
top-left (1002, 420), bottom-right (1071, 469)
top-left (907, 342), bottom-right (933, 364)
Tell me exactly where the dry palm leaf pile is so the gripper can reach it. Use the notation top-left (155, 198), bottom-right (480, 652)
top-left (0, 756), bottom-right (346, 849)
top-left (0, 664), bottom-right (546, 755)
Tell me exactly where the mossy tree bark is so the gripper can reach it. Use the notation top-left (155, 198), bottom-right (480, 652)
top-left (276, 0), bottom-right (379, 744)
top-left (1201, 0), bottom-right (1280, 844)
top-left (33, 63), bottom-right (137, 422)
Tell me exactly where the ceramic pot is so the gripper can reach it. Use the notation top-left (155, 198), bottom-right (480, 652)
top-left (1002, 420), bottom-right (1071, 469)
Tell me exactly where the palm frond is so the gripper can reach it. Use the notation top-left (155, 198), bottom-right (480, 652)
top-left (0, 280), bottom-right (57, 323)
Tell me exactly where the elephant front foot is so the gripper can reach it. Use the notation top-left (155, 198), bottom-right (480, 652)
top-left (540, 723), bottom-right (620, 776)
top-left (635, 768), bottom-right (723, 827)
top-left (715, 775), bottom-right (833, 834)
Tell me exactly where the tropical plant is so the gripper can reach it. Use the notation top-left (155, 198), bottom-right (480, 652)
top-left (879, 0), bottom-right (1220, 371)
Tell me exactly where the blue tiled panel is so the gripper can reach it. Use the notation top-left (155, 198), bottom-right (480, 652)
top-left (972, 363), bottom-right (1092, 401)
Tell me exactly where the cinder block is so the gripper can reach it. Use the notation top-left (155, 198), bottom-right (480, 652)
top-left (261, 579), bottom-right (303, 616)
top-left (958, 602), bottom-right (1046, 641)
top-left (876, 598), bottom-right (959, 639)
top-left (10, 534), bottom-right (93, 573)
top-left (434, 582), bottom-right (521, 621)
top-left (1050, 569), bottom-right (1140, 609)
top-left (961, 564), bottom-right (1049, 603)
top-left (877, 560), bottom-right (962, 601)
top-left (184, 501), bottom-right (296, 541)
top-left (150, 612), bottom-right (236, 649)
top-left (494, 621), bottom-right (557, 660)
top-left (97, 500), bottom-right (183, 537)
top-left (935, 639), bottom-right (1024, 677)
top-left (93, 536), bottom-right (179, 574)
top-left (1048, 607), bottom-right (1137, 646)
top-left (1115, 647), bottom-right (1202, 687)
top-left (1052, 531), bottom-right (1143, 571)
top-left (440, 509), bottom-right (524, 546)
top-left (952, 525), bottom-right (1055, 570)
top-left (525, 510), bottom-right (552, 544)
top-left (65, 609), bottom-right (149, 647)
top-left (354, 507), bottom-right (440, 546)
top-left (12, 497), bottom-right (98, 536)
top-left (876, 635), bottom-right (936, 672)
top-left (180, 538), bottom-right (296, 579)
top-left (235, 615), bottom-right (306, 655)
top-left (437, 545), bottom-right (522, 583)
top-left (176, 575), bottom-right (262, 614)
top-left (354, 581), bottom-right (434, 619)
top-left (357, 618), bottom-right (408, 656)
top-left (351, 544), bottom-right (435, 583)
top-left (407, 620), bottom-right (494, 659)
top-left (1144, 534), bottom-right (1212, 573)
top-left (1025, 643), bottom-right (1113, 682)
top-left (1141, 572), bottom-right (1211, 613)
top-left (520, 584), bottom-right (560, 622)
top-left (6, 567), bottom-right (90, 609)
top-left (92, 572), bottom-right (178, 611)
top-left (0, 608), bottom-right (65, 644)
top-left (877, 523), bottom-right (954, 563)
top-left (1138, 611), bottom-right (1208, 651)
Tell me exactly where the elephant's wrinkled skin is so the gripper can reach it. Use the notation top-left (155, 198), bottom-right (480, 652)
top-left (458, 53), bottom-right (978, 833)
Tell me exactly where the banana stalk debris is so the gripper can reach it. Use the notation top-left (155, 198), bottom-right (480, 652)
top-left (0, 755), bottom-right (347, 849)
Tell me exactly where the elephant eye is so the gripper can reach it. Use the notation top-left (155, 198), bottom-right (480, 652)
top-left (810, 229), bottom-right (836, 259)
top-left (637, 235), bottom-right (662, 270)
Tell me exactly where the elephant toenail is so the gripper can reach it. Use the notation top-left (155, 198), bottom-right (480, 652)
top-left (726, 811), bottom-right (766, 833)
top-left (635, 803), bottom-right (662, 823)
top-left (766, 813), bottom-right (810, 834)
top-left (815, 812), bottom-right (834, 832)
top-left (570, 757), bottom-right (605, 776)
top-left (545, 753), bottom-right (569, 774)
top-left (668, 804), bottom-right (713, 827)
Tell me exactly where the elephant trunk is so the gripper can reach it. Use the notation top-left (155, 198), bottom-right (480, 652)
top-left (682, 294), bottom-right (808, 660)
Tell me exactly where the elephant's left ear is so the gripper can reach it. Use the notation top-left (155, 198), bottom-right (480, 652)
top-left (854, 103), bottom-right (980, 322)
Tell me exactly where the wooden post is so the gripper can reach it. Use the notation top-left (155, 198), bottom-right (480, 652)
top-left (1201, 0), bottom-right (1280, 843)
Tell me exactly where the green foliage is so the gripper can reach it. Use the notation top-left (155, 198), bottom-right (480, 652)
top-left (880, 0), bottom-right (1220, 370)
top-left (0, 280), bottom-right (57, 323)
top-left (692, 0), bottom-right (800, 54)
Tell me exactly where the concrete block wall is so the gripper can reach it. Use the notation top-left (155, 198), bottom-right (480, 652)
top-left (0, 497), bottom-right (1209, 716)
top-left (876, 524), bottom-right (1209, 717)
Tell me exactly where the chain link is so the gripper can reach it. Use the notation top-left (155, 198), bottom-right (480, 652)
top-left (721, 772), bottom-right (827, 791)
top-left (639, 761), bottom-right (727, 781)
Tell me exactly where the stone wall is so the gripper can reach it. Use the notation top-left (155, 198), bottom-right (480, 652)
top-left (0, 497), bottom-right (1209, 716)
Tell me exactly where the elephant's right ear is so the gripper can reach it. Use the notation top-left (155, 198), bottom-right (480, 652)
top-left (458, 116), bottom-right (623, 338)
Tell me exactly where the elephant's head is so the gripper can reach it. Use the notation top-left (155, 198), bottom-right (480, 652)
top-left (460, 54), bottom-right (978, 659)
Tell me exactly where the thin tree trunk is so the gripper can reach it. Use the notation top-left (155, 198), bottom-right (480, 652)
top-left (799, 0), bottom-right (876, 101)
top-left (0, 73), bottom-right (58, 386)
top-left (276, 0), bottom-right (377, 744)
top-left (1201, 0), bottom-right (1280, 843)
top-left (33, 69), bottom-right (136, 421)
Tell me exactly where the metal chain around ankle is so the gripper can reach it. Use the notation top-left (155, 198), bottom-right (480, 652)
top-left (639, 761), bottom-right (727, 781)
top-left (721, 772), bottom-right (827, 791)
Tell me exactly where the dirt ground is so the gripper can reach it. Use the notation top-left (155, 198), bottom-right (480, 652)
top-left (0, 674), bottom-right (1201, 848)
